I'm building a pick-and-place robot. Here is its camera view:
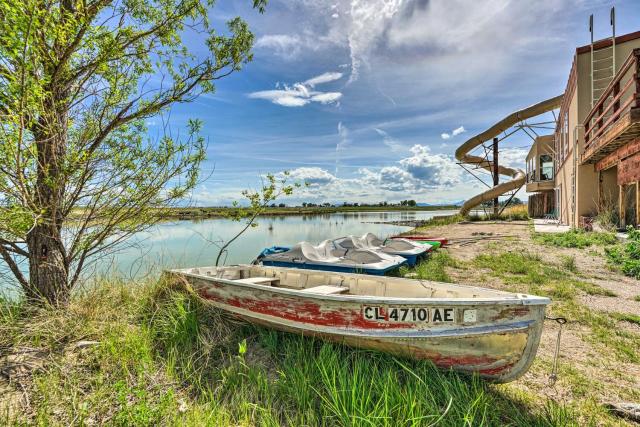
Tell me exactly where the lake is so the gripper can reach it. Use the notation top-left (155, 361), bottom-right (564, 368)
top-left (1, 209), bottom-right (458, 295)
top-left (93, 209), bottom-right (458, 280)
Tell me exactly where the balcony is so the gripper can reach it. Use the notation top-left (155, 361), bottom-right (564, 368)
top-left (581, 48), bottom-right (640, 164)
top-left (526, 170), bottom-right (554, 193)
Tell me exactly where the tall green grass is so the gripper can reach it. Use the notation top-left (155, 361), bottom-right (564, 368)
top-left (399, 251), bottom-right (459, 282)
top-left (145, 286), bottom-right (577, 426)
top-left (533, 230), bottom-right (617, 249)
top-left (0, 280), bottom-right (580, 426)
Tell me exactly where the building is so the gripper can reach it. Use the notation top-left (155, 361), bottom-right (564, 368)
top-left (526, 135), bottom-right (555, 217)
top-left (527, 26), bottom-right (640, 229)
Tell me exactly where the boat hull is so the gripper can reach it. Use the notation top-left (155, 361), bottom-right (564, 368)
top-left (168, 267), bottom-right (548, 382)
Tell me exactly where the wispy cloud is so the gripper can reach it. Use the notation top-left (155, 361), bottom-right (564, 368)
top-left (254, 34), bottom-right (302, 59)
top-left (374, 128), bottom-right (403, 152)
top-left (248, 72), bottom-right (343, 107)
top-left (441, 125), bottom-right (466, 140)
top-left (304, 72), bottom-right (343, 87)
top-left (452, 126), bottom-right (466, 136)
top-left (335, 121), bottom-right (350, 175)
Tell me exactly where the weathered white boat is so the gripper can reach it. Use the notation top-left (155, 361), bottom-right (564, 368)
top-left (167, 265), bottom-right (550, 382)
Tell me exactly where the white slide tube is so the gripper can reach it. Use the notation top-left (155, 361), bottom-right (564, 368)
top-left (455, 95), bottom-right (563, 216)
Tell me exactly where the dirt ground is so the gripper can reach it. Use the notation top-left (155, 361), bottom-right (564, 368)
top-left (419, 220), bottom-right (640, 422)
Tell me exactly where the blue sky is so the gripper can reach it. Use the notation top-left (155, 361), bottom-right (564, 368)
top-left (161, 0), bottom-right (639, 206)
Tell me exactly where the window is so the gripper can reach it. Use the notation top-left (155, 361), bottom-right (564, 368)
top-left (539, 154), bottom-right (553, 181)
top-left (563, 112), bottom-right (569, 160)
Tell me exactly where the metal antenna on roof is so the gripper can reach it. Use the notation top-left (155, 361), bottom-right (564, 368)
top-left (611, 7), bottom-right (616, 74)
top-left (589, 14), bottom-right (594, 107)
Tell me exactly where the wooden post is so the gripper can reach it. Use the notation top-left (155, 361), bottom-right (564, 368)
top-left (598, 171), bottom-right (603, 211)
top-left (493, 137), bottom-right (499, 216)
top-left (636, 182), bottom-right (640, 227)
top-left (619, 184), bottom-right (626, 228)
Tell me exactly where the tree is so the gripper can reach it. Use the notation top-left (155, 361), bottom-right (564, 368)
top-left (0, 0), bottom-right (266, 304)
top-left (407, 200), bottom-right (417, 207)
top-left (214, 172), bottom-right (300, 266)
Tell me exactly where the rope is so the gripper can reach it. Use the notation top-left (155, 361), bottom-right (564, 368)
top-left (545, 316), bottom-right (567, 385)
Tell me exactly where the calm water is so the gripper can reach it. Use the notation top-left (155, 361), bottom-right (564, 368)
top-left (0, 210), bottom-right (458, 294)
top-left (95, 210), bottom-right (458, 280)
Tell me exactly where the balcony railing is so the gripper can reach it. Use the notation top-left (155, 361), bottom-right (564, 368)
top-left (526, 170), bottom-right (554, 184)
top-left (582, 48), bottom-right (640, 164)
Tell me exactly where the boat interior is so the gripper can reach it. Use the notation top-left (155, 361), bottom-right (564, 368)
top-left (175, 265), bottom-right (524, 300)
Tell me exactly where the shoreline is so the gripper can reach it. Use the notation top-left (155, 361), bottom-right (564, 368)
top-left (158, 205), bottom-right (461, 220)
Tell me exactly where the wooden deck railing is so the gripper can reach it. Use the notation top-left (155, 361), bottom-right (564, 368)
top-left (583, 48), bottom-right (640, 157)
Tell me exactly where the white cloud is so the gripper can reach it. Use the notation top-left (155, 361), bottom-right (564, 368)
top-left (305, 72), bottom-right (343, 87)
top-left (248, 72), bottom-right (343, 108)
top-left (399, 145), bottom-right (462, 187)
top-left (452, 126), bottom-right (466, 136)
top-left (498, 147), bottom-right (528, 169)
top-left (346, 0), bottom-right (403, 82)
top-left (441, 125), bottom-right (466, 140)
top-left (310, 92), bottom-right (343, 104)
top-left (253, 0), bottom-right (578, 92)
top-left (278, 143), bottom-right (463, 202)
top-left (254, 34), bottom-right (302, 59)
top-left (287, 167), bottom-right (336, 186)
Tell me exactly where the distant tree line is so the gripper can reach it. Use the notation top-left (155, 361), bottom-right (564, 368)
top-left (267, 200), bottom-right (424, 208)
top-left (480, 197), bottom-right (525, 208)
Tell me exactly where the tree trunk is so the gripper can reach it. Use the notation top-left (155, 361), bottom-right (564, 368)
top-left (26, 223), bottom-right (69, 304)
top-left (26, 89), bottom-right (70, 305)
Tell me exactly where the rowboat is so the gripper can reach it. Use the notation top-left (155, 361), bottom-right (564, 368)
top-left (332, 233), bottom-right (431, 267)
top-left (168, 265), bottom-right (550, 382)
top-left (258, 241), bottom-right (407, 275)
top-left (393, 236), bottom-right (448, 247)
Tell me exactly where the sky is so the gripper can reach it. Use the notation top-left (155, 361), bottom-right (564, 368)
top-left (161, 0), bottom-right (640, 206)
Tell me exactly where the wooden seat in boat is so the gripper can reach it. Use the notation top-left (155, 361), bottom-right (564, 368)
top-left (300, 285), bottom-right (348, 295)
top-left (234, 277), bottom-right (279, 286)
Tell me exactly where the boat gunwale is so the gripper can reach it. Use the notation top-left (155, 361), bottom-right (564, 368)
top-left (167, 267), bottom-right (551, 307)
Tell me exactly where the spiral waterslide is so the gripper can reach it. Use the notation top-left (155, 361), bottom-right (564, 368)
top-left (455, 95), bottom-right (564, 216)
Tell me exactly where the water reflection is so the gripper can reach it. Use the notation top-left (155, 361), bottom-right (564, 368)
top-left (1, 210), bottom-right (460, 291)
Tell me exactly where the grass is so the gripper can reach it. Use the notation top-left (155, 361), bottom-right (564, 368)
top-left (533, 230), bottom-right (618, 249)
top-left (399, 251), bottom-right (459, 282)
top-left (471, 250), bottom-right (617, 299)
top-left (412, 214), bottom-right (463, 229)
top-left (561, 255), bottom-right (577, 273)
top-left (605, 226), bottom-right (640, 279)
top-left (468, 249), bottom-right (638, 365)
top-left (611, 312), bottom-right (640, 326)
top-left (468, 204), bottom-right (529, 222)
top-left (0, 280), bottom-right (580, 426)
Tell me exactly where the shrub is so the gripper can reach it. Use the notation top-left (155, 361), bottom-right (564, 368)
top-left (605, 227), bottom-right (640, 279)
